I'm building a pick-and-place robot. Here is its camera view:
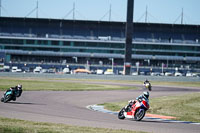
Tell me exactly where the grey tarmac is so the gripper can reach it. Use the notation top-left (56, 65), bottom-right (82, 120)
top-left (0, 76), bottom-right (200, 133)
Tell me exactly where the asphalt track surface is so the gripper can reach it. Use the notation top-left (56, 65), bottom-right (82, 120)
top-left (1, 79), bottom-right (200, 133)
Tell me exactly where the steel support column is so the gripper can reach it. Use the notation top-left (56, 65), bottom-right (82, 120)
top-left (124, 0), bottom-right (134, 75)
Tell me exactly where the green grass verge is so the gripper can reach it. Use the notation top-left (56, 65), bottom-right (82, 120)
top-left (56, 78), bottom-right (200, 88)
top-left (149, 92), bottom-right (200, 122)
top-left (101, 92), bottom-right (200, 123)
top-left (0, 78), bottom-right (136, 91)
top-left (0, 117), bottom-right (146, 133)
top-left (151, 81), bottom-right (200, 88)
top-left (1, 77), bottom-right (200, 91)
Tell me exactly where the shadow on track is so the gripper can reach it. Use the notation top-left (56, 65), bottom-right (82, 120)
top-left (120, 118), bottom-right (176, 124)
top-left (7, 101), bottom-right (46, 105)
top-left (139, 119), bottom-right (176, 124)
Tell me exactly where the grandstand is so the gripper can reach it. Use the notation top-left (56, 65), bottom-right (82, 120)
top-left (0, 16), bottom-right (200, 72)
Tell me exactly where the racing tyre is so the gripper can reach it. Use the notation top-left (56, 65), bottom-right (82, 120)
top-left (1, 97), bottom-right (4, 102)
top-left (118, 108), bottom-right (125, 119)
top-left (134, 108), bottom-right (145, 121)
top-left (4, 95), bottom-right (12, 103)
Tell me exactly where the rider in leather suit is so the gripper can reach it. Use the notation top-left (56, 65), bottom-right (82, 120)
top-left (5, 84), bottom-right (22, 101)
top-left (125, 80), bottom-right (151, 111)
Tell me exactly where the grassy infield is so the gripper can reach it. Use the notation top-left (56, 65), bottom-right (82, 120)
top-left (0, 117), bottom-right (138, 133)
top-left (102, 93), bottom-right (200, 122)
top-left (0, 77), bottom-right (200, 133)
top-left (0, 78), bottom-right (136, 91)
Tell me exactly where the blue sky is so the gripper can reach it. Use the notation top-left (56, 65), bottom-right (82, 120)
top-left (1, 0), bottom-right (200, 25)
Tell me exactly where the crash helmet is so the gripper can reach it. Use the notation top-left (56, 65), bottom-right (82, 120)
top-left (144, 79), bottom-right (152, 91)
top-left (143, 91), bottom-right (149, 99)
top-left (145, 82), bottom-right (150, 89)
top-left (17, 84), bottom-right (22, 90)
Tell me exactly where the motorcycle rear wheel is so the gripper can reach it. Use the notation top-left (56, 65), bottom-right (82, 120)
top-left (134, 109), bottom-right (145, 121)
top-left (118, 108), bottom-right (125, 119)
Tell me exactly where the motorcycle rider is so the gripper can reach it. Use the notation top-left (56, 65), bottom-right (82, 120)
top-left (136, 91), bottom-right (149, 101)
top-left (143, 79), bottom-right (152, 91)
top-left (125, 80), bottom-right (151, 111)
top-left (125, 91), bottom-right (149, 111)
top-left (3, 84), bottom-right (23, 101)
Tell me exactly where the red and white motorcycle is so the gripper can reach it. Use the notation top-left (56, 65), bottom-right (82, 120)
top-left (118, 98), bottom-right (150, 121)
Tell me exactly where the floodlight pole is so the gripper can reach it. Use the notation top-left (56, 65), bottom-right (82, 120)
top-left (181, 8), bottom-right (183, 24)
top-left (73, 2), bottom-right (75, 20)
top-left (109, 4), bottom-right (111, 21)
top-left (145, 6), bottom-right (148, 23)
top-left (36, 0), bottom-right (38, 18)
top-left (124, 0), bottom-right (134, 75)
top-left (0, 0), bottom-right (1, 17)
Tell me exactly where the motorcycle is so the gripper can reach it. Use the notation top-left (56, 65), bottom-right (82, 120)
top-left (118, 98), bottom-right (150, 121)
top-left (1, 90), bottom-right (20, 103)
top-left (144, 82), bottom-right (151, 91)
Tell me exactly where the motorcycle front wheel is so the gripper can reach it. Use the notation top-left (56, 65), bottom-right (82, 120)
top-left (1, 97), bottom-right (4, 102)
top-left (118, 108), bottom-right (125, 119)
top-left (4, 95), bottom-right (12, 103)
top-left (134, 108), bottom-right (146, 121)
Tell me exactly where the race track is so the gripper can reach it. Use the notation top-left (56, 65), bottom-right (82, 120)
top-left (0, 81), bottom-right (200, 133)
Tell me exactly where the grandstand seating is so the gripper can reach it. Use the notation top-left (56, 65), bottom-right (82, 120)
top-left (0, 17), bottom-right (199, 44)
top-left (0, 17), bottom-right (200, 70)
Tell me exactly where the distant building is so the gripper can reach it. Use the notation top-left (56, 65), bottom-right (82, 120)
top-left (0, 17), bottom-right (199, 69)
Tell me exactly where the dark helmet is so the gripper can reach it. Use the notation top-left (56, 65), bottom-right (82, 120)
top-left (143, 91), bottom-right (149, 99)
top-left (17, 84), bottom-right (22, 90)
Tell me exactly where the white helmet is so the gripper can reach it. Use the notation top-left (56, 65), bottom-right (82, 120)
top-left (143, 91), bottom-right (149, 99)
top-left (17, 84), bottom-right (22, 89)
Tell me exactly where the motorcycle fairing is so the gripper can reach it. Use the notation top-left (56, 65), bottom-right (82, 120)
top-left (142, 100), bottom-right (149, 109)
top-left (5, 91), bottom-right (12, 96)
top-left (124, 101), bottom-right (143, 118)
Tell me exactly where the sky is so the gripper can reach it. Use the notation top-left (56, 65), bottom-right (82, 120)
top-left (0, 0), bottom-right (200, 25)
